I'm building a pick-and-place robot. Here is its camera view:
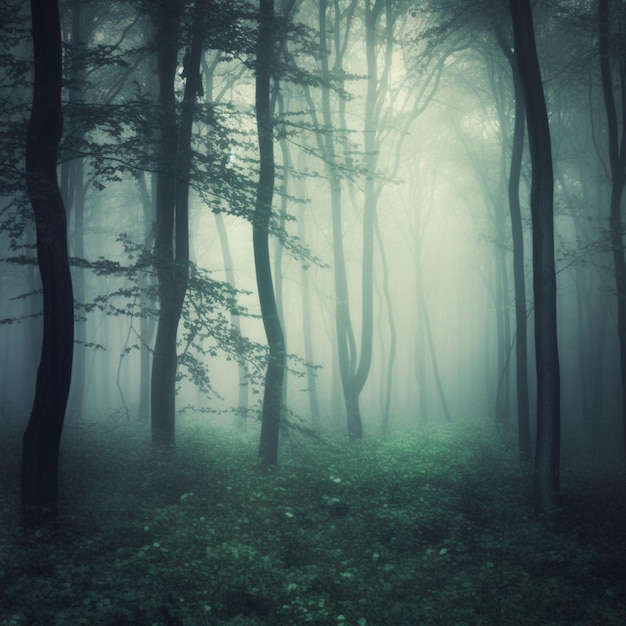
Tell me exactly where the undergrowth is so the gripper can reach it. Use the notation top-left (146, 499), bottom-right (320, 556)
top-left (0, 415), bottom-right (625, 625)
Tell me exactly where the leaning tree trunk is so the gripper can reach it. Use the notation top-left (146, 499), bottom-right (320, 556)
top-left (510, 0), bottom-right (561, 511)
top-left (598, 0), bottom-right (626, 459)
top-left (21, 0), bottom-right (74, 528)
top-left (255, 0), bottom-right (286, 467)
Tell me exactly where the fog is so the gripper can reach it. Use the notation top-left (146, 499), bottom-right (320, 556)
top-left (6, 2), bottom-right (626, 623)
top-left (1, 0), bottom-right (624, 462)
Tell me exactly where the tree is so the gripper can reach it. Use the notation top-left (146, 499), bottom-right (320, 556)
top-left (255, 0), bottom-right (286, 466)
top-left (496, 33), bottom-right (531, 459)
top-left (151, 0), bottom-right (205, 446)
top-left (21, 0), bottom-right (74, 527)
top-left (316, 0), bottom-right (361, 439)
top-left (60, 0), bottom-right (90, 422)
top-left (509, 0), bottom-right (561, 510)
top-left (598, 0), bottom-right (626, 459)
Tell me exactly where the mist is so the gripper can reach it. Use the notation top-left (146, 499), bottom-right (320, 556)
top-left (2, 1), bottom-right (626, 624)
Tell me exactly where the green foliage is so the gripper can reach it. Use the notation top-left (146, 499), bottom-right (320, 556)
top-left (1, 416), bottom-right (625, 625)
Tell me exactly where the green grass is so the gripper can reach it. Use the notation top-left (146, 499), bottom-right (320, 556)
top-left (1, 415), bottom-right (625, 625)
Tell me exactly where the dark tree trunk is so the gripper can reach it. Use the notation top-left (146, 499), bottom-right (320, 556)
top-left (151, 0), bottom-right (181, 446)
top-left (510, 0), bottom-right (561, 511)
top-left (21, 0), bottom-right (74, 528)
top-left (137, 171), bottom-right (156, 422)
top-left (151, 1), bottom-right (203, 446)
top-left (599, 0), bottom-right (626, 459)
top-left (255, 0), bottom-right (285, 467)
top-left (500, 37), bottom-right (531, 461)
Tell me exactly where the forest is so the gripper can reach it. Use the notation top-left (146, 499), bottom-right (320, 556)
top-left (1, 0), bottom-right (626, 624)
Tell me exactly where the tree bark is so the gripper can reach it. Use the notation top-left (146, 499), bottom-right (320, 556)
top-left (499, 36), bottom-right (531, 460)
top-left (137, 171), bottom-right (156, 422)
top-left (255, 0), bottom-right (285, 467)
top-left (21, 0), bottom-right (74, 528)
top-left (510, 0), bottom-right (561, 511)
top-left (598, 0), bottom-right (626, 459)
top-left (151, 1), bottom-right (204, 446)
top-left (151, 0), bottom-right (182, 446)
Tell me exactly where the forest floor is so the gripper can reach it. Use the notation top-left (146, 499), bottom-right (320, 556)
top-left (0, 413), bottom-right (625, 625)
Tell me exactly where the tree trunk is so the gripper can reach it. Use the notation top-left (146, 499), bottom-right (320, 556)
top-left (508, 51), bottom-right (531, 461)
top-left (598, 0), bottom-right (626, 459)
top-left (151, 0), bottom-right (181, 446)
top-left (500, 37), bottom-right (531, 460)
top-left (21, 0), bottom-right (74, 528)
top-left (151, 1), bottom-right (203, 446)
top-left (275, 93), bottom-right (291, 407)
top-left (317, 0), bottom-right (361, 440)
top-left (255, 0), bottom-right (285, 467)
top-left (510, 0), bottom-right (561, 511)
top-left (214, 211), bottom-right (249, 420)
top-left (297, 175), bottom-right (321, 429)
top-left (375, 218), bottom-right (396, 435)
top-left (350, 0), bottom-right (385, 430)
top-left (137, 171), bottom-right (156, 422)
top-left (60, 0), bottom-right (86, 423)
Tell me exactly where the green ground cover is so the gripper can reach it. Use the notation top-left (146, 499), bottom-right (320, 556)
top-left (1, 416), bottom-right (625, 625)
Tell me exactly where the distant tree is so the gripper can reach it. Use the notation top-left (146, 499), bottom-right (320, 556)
top-left (60, 0), bottom-right (90, 422)
top-left (21, 0), bottom-right (74, 527)
top-left (315, 0), bottom-right (361, 439)
top-left (509, 0), bottom-right (561, 511)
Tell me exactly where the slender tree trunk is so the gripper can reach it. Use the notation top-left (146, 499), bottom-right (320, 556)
top-left (499, 37), bottom-right (531, 459)
top-left (297, 179), bottom-right (321, 429)
top-left (274, 93), bottom-right (290, 407)
top-left (255, 0), bottom-right (285, 467)
top-left (214, 212), bottom-right (249, 420)
top-left (375, 215), bottom-right (396, 435)
top-left (494, 243), bottom-right (507, 423)
top-left (137, 171), bottom-right (156, 421)
top-left (510, 0), bottom-right (561, 511)
top-left (598, 0), bottom-right (626, 459)
top-left (412, 194), bottom-right (429, 421)
top-left (21, 0), bottom-right (74, 528)
top-left (415, 312), bottom-right (428, 421)
top-left (420, 284), bottom-right (452, 422)
top-left (69, 158), bottom-right (86, 420)
top-left (317, 0), bottom-right (360, 440)
top-left (350, 0), bottom-right (385, 429)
